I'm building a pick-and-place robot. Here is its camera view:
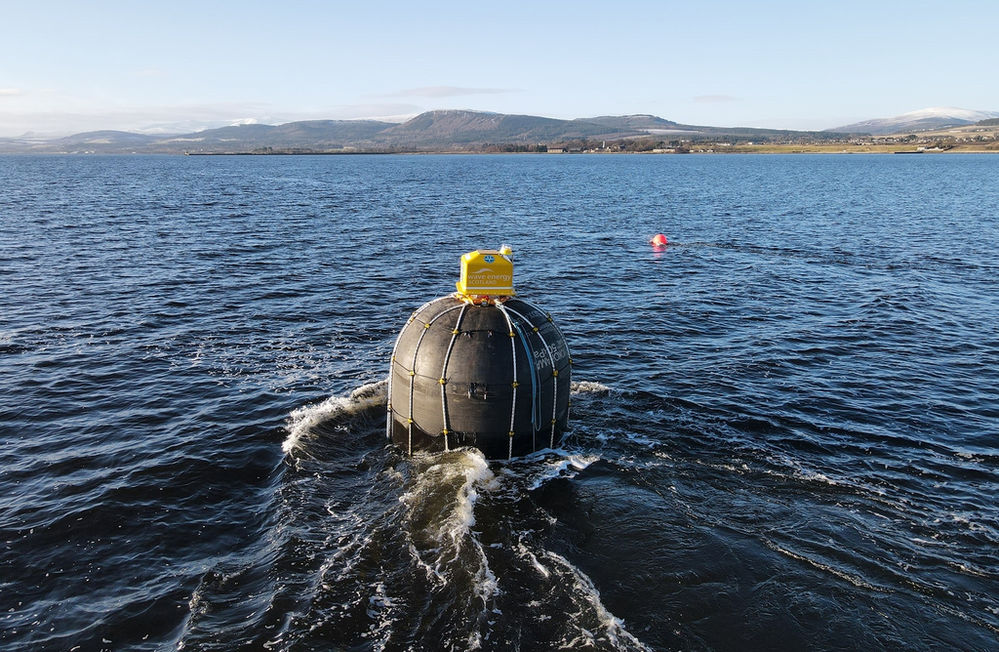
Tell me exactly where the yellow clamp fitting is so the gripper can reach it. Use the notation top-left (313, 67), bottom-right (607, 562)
top-left (452, 329), bottom-right (460, 335)
top-left (424, 323), bottom-right (431, 329)
top-left (551, 419), bottom-right (557, 425)
top-left (407, 418), bottom-right (414, 424)
top-left (439, 378), bottom-right (447, 385)
top-left (508, 430), bottom-right (515, 438)
top-left (532, 327), bottom-right (539, 333)
top-left (409, 370), bottom-right (415, 377)
top-left (511, 381), bottom-right (519, 388)
top-left (508, 331), bottom-right (515, 338)
top-left (552, 370), bottom-right (559, 378)
top-left (442, 428), bottom-right (450, 435)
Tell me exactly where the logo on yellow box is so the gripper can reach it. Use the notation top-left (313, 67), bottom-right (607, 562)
top-left (456, 249), bottom-right (515, 297)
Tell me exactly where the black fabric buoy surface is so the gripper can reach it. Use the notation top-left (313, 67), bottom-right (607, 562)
top-left (387, 295), bottom-right (571, 459)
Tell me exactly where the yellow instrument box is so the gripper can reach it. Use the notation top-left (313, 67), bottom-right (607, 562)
top-left (455, 248), bottom-right (515, 297)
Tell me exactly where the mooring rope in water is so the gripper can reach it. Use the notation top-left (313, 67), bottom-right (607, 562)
top-left (438, 302), bottom-right (468, 452)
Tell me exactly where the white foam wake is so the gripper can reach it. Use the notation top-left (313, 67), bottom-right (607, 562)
top-left (400, 449), bottom-right (499, 569)
top-left (400, 449), bottom-right (502, 648)
top-left (542, 550), bottom-right (652, 650)
top-left (571, 380), bottom-right (612, 394)
top-left (518, 452), bottom-right (600, 491)
top-left (281, 380), bottom-right (387, 454)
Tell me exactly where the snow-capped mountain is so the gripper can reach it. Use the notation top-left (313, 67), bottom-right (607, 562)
top-left (829, 107), bottom-right (999, 135)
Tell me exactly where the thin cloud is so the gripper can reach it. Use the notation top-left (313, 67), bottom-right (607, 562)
top-left (384, 86), bottom-right (516, 98)
top-left (0, 102), bottom-right (274, 137)
top-left (324, 102), bottom-right (421, 119)
top-left (0, 100), bottom-right (426, 137)
top-left (0, 88), bottom-right (23, 97)
top-left (694, 94), bottom-right (739, 103)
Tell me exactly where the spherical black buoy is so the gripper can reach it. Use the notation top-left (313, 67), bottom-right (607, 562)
top-left (387, 295), bottom-right (571, 459)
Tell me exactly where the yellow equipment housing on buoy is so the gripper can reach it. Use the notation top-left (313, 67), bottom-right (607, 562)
top-left (455, 246), bottom-right (515, 298)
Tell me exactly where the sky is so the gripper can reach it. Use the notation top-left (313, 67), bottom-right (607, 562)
top-left (2, 0), bottom-right (998, 137)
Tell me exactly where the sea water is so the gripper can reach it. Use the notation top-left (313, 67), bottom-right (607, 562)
top-left (1, 153), bottom-right (997, 650)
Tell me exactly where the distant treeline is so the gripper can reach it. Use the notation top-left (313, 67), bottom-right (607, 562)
top-left (479, 133), bottom-right (847, 154)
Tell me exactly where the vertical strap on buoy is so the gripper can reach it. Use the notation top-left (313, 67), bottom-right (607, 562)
top-left (386, 339), bottom-right (402, 442)
top-left (502, 306), bottom-right (540, 450)
top-left (387, 297), bottom-right (440, 442)
top-left (439, 302), bottom-right (468, 452)
top-left (495, 302), bottom-right (519, 460)
top-left (407, 303), bottom-right (464, 455)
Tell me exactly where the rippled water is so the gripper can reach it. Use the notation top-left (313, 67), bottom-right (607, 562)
top-left (2, 153), bottom-right (998, 651)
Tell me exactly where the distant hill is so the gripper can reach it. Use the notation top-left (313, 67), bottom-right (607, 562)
top-left (575, 114), bottom-right (682, 131)
top-left (0, 130), bottom-right (165, 154)
top-left (46, 130), bottom-right (163, 152)
top-left (373, 110), bottom-right (627, 146)
top-left (0, 109), bottom-right (857, 154)
top-left (829, 107), bottom-right (999, 135)
top-left (154, 120), bottom-right (391, 150)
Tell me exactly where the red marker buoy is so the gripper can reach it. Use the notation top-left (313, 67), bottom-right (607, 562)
top-left (650, 233), bottom-right (668, 247)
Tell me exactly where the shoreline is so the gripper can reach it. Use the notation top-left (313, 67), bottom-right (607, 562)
top-left (4, 146), bottom-right (998, 156)
top-left (175, 147), bottom-right (999, 156)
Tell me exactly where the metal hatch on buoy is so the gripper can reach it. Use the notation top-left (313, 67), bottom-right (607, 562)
top-left (387, 245), bottom-right (572, 460)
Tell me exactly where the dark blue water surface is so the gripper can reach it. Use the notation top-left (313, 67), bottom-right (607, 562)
top-left (2, 153), bottom-right (998, 651)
